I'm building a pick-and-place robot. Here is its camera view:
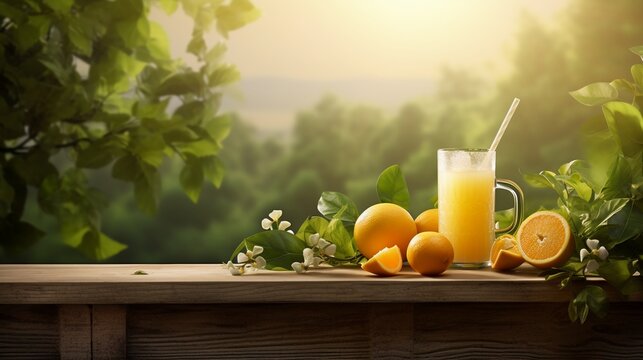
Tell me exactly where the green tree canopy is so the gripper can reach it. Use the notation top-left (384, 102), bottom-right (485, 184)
top-left (0, 0), bottom-right (259, 259)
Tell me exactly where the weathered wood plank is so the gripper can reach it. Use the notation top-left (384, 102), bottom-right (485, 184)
top-left (58, 305), bottom-right (91, 360)
top-left (413, 302), bottom-right (643, 359)
top-left (0, 264), bottom-right (637, 304)
top-left (0, 305), bottom-right (58, 359)
top-left (369, 304), bottom-right (414, 359)
top-left (126, 304), bottom-right (371, 359)
top-left (93, 305), bottom-right (127, 360)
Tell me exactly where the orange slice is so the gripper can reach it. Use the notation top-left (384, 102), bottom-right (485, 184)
top-left (361, 245), bottom-right (403, 276)
top-left (516, 211), bottom-right (573, 269)
top-left (490, 234), bottom-right (524, 271)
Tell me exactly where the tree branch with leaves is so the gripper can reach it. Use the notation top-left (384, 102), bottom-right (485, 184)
top-left (0, 0), bottom-right (259, 259)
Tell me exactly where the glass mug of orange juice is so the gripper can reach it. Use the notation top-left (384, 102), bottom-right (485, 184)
top-left (438, 149), bottom-right (524, 268)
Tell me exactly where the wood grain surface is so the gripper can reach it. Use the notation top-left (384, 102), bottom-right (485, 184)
top-left (93, 305), bottom-right (127, 359)
top-left (58, 305), bottom-right (91, 360)
top-left (0, 264), bottom-right (637, 304)
top-left (0, 305), bottom-right (58, 359)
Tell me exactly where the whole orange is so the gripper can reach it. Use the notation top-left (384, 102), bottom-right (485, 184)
top-left (406, 232), bottom-right (454, 276)
top-left (415, 208), bottom-right (439, 233)
top-left (354, 203), bottom-right (417, 260)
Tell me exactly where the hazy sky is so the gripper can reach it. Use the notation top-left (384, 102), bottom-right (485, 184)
top-left (158, 0), bottom-right (569, 80)
top-left (155, 0), bottom-right (570, 134)
top-left (230, 0), bottom-right (568, 80)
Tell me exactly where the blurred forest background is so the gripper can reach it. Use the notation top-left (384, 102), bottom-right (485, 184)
top-left (2, 0), bottom-right (642, 263)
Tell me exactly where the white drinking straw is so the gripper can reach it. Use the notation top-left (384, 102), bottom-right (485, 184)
top-left (483, 98), bottom-right (520, 167)
top-left (489, 98), bottom-right (520, 153)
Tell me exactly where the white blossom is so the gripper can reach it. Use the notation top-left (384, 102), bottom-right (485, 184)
top-left (237, 252), bottom-right (249, 263)
top-left (287, 230), bottom-right (294, 234)
top-left (318, 238), bottom-right (331, 248)
top-left (312, 257), bottom-right (323, 267)
top-left (278, 221), bottom-right (292, 231)
top-left (303, 248), bottom-right (315, 266)
top-left (324, 244), bottom-right (337, 256)
top-left (254, 256), bottom-right (266, 269)
top-left (585, 259), bottom-right (599, 273)
top-left (580, 248), bottom-right (590, 262)
top-left (227, 261), bottom-right (243, 275)
top-left (292, 262), bottom-right (306, 273)
top-left (251, 245), bottom-right (264, 257)
top-left (586, 239), bottom-right (600, 250)
top-left (261, 218), bottom-right (273, 230)
top-left (307, 233), bottom-right (320, 247)
top-left (597, 246), bottom-right (609, 260)
top-left (269, 210), bottom-right (283, 222)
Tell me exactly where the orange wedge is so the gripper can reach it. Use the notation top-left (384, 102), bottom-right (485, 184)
top-left (516, 211), bottom-right (573, 269)
top-left (490, 234), bottom-right (524, 271)
top-left (361, 245), bottom-right (403, 276)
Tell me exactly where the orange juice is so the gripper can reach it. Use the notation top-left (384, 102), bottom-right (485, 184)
top-left (437, 148), bottom-right (524, 268)
top-left (438, 169), bottom-right (495, 265)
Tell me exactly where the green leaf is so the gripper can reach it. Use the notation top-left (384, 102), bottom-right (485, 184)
top-left (579, 303), bottom-right (590, 324)
top-left (598, 259), bottom-right (634, 289)
top-left (570, 82), bottom-right (618, 106)
top-left (215, 0), bottom-right (261, 37)
top-left (208, 64), bottom-right (240, 87)
top-left (325, 218), bottom-right (356, 258)
top-left (295, 216), bottom-right (329, 243)
top-left (157, 0), bottom-right (178, 14)
top-left (204, 114), bottom-right (232, 143)
top-left (567, 299), bottom-right (578, 322)
top-left (180, 160), bottom-right (204, 203)
top-left (201, 155), bottom-right (224, 188)
top-left (376, 164), bottom-right (410, 209)
top-left (187, 29), bottom-right (206, 59)
top-left (539, 170), bottom-right (568, 200)
top-left (134, 164), bottom-right (161, 214)
top-left (523, 173), bottom-right (551, 188)
top-left (610, 79), bottom-right (636, 94)
top-left (583, 285), bottom-right (608, 319)
top-left (112, 155), bottom-right (140, 182)
top-left (76, 142), bottom-right (115, 169)
top-left (156, 72), bottom-right (204, 96)
top-left (77, 230), bottom-right (127, 261)
top-left (243, 230), bottom-right (306, 270)
top-left (145, 21), bottom-right (171, 61)
top-left (601, 155), bottom-right (632, 199)
top-left (601, 101), bottom-right (643, 157)
top-left (132, 134), bottom-right (166, 168)
top-left (68, 18), bottom-right (93, 56)
top-left (592, 198), bottom-right (630, 228)
top-left (630, 45), bottom-right (643, 60)
top-left (631, 64), bottom-right (643, 88)
top-left (559, 173), bottom-right (593, 202)
top-left (43, 0), bottom-right (72, 12)
top-left (317, 191), bottom-right (359, 223)
top-left (9, 150), bottom-right (58, 186)
top-left (175, 139), bottom-right (220, 158)
top-left (0, 220), bottom-right (45, 253)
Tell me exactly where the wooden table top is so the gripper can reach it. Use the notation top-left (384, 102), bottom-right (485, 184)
top-left (0, 264), bottom-right (637, 304)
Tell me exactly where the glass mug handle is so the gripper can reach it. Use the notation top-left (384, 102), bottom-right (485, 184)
top-left (495, 179), bottom-right (524, 234)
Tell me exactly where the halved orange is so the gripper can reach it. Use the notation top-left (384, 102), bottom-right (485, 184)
top-left (490, 234), bottom-right (524, 271)
top-left (361, 245), bottom-right (403, 276)
top-left (516, 211), bottom-right (573, 269)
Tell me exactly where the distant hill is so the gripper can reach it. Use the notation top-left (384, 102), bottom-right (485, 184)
top-left (221, 77), bottom-right (436, 137)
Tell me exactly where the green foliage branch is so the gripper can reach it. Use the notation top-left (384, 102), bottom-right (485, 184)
top-left (0, 0), bottom-right (259, 259)
top-left (527, 46), bottom-right (643, 324)
top-left (228, 164), bottom-right (410, 272)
